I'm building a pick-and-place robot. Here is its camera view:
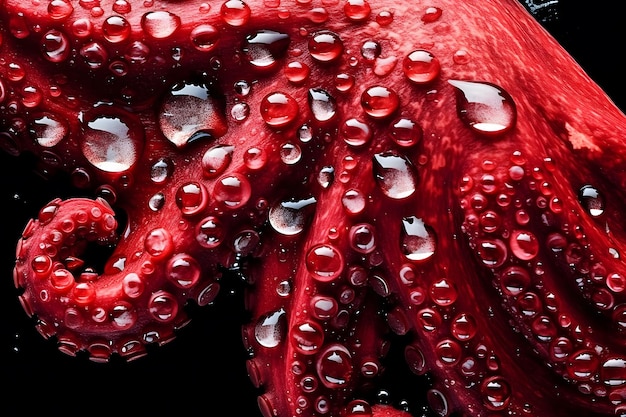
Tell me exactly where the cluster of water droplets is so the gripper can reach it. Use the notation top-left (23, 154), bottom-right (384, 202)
top-left (459, 149), bottom-right (626, 412)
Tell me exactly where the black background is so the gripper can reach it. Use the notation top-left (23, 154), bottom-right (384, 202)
top-left (1, 2), bottom-right (624, 416)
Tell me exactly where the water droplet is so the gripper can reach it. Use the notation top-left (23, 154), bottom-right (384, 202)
top-left (41, 29), bottom-right (70, 63)
top-left (335, 73), bottom-right (355, 92)
top-left (375, 10), bottom-right (393, 26)
top-left (361, 86), bottom-right (399, 119)
top-left (361, 40), bottom-right (381, 61)
top-left (306, 244), bottom-right (344, 282)
top-left (243, 29), bottom-right (290, 72)
top-left (449, 80), bottom-right (516, 136)
top-left (430, 278), bottom-right (457, 306)
top-left (269, 196), bottom-right (317, 235)
top-left (260, 91), bottom-right (299, 128)
top-left (373, 151), bottom-right (418, 199)
top-left (255, 308), bottom-right (286, 348)
top-left (481, 376), bottom-right (511, 411)
top-left (308, 30), bottom-right (343, 63)
top-left (291, 320), bottom-right (324, 354)
top-left (318, 166), bottom-right (335, 188)
top-left (148, 193), bottom-right (165, 211)
top-left (80, 41), bottom-right (108, 69)
top-left (349, 223), bottom-right (376, 254)
top-left (30, 113), bottom-right (69, 147)
top-left (231, 102), bottom-right (250, 121)
top-left (578, 185), bottom-right (604, 217)
top-left (102, 15), bottom-right (131, 43)
top-left (280, 142), bottom-right (302, 165)
top-left (144, 228), bottom-right (174, 259)
top-left (175, 181), bottom-right (209, 216)
top-left (124, 41), bottom-right (150, 64)
top-left (342, 188), bottom-right (366, 215)
top-left (190, 24), bottom-right (220, 52)
top-left (401, 216), bottom-right (436, 261)
top-left (284, 61), bottom-right (310, 84)
top-left (308, 88), bottom-right (337, 122)
top-left (509, 230), bottom-right (539, 260)
top-left (159, 81), bottom-right (227, 148)
top-left (141, 11), bottom-right (181, 39)
top-left (389, 117), bottom-right (422, 147)
top-left (148, 291), bottom-right (178, 322)
top-left (311, 295), bottom-right (338, 320)
top-left (214, 173), bottom-right (251, 208)
top-left (150, 157), bottom-right (173, 183)
top-left (48, 0), bottom-right (75, 20)
top-left (316, 343), bottom-right (353, 389)
top-left (475, 239), bottom-right (508, 268)
top-left (421, 6), bottom-right (442, 23)
top-left (220, 0), bottom-right (251, 26)
top-left (201, 144), bottom-right (234, 178)
top-left (601, 357), bottom-right (626, 386)
top-left (403, 50), bottom-right (440, 84)
top-left (196, 216), bottom-right (224, 248)
top-left (112, 0), bottom-right (131, 13)
top-left (80, 106), bottom-right (143, 173)
top-left (341, 118), bottom-right (372, 147)
top-left (344, 0), bottom-right (371, 21)
top-left (234, 80), bottom-right (252, 96)
top-left (167, 253), bottom-right (200, 288)
top-left (499, 266), bottom-right (531, 296)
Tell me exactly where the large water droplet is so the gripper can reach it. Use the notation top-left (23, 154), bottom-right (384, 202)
top-left (243, 29), bottom-right (290, 72)
top-left (102, 15), bottom-right (131, 43)
top-left (509, 229), bottom-right (539, 260)
top-left (342, 118), bottom-right (372, 147)
top-left (48, 0), bottom-right (74, 20)
top-left (361, 86), bottom-right (399, 119)
top-left (220, 0), bottom-right (251, 26)
top-left (401, 216), bottom-right (437, 261)
top-left (201, 144), bottom-right (234, 178)
top-left (449, 80), bottom-right (516, 136)
top-left (190, 24), bottom-right (220, 52)
top-left (403, 50), bottom-right (440, 84)
top-left (159, 81), bottom-right (227, 148)
top-left (255, 308), bottom-right (286, 348)
top-left (578, 185), bottom-right (605, 217)
top-left (214, 173), bottom-right (251, 208)
top-left (269, 196), bottom-right (317, 235)
top-left (373, 151), bottom-right (417, 199)
top-left (41, 29), bottom-right (70, 63)
top-left (80, 106), bottom-right (143, 173)
top-left (291, 320), bottom-right (324, 355)
top-left (344, 0), bottom-right (371, 21)
top-left (260, 91), bottom-right (299, 128)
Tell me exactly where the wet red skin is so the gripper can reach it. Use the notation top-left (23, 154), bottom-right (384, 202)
top-left (2, 1), bottom-right (626, 416)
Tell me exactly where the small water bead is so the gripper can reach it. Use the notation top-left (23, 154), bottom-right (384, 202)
top-left (373, 151), bottom-right (417, 199)
top-left (284, 61), bottom-right (310, 84)
top-left (80, 107), bottom-right (143, 173)
top-left (196, 216), bottom-right (224, 248)
top-left (243, 30), bottom-right (290, 72)
top-left (269, 196), bottom-right (317, 236)
top-left (342, 188), bottom-right (366, 215)
top-left (499, 265), bottom-right (531, 297)
top-left (436, 339), bottom-right (462, 366)
top-left (48, 0), bottom-right (74, 19)
top-left (316, 343), bottom-right (353, 389)
top-left (361, 40), bottom-right (381, 61)
top-left (175, 181), bottom-right (208, 216)
top-left (308, 30), bottom-right (344, 63)
top-left (80, 42), bottom-right (109, 69)
top-left (220, 0), bottom-right (251, 26)
top-left (213, 173), bottom-right (251, 209)
top-left (234, 80), bottom-right (251, 96)
top-left (449, 80), bottom-right (517, 136)
top-left (141, 11), bottom-right (181, 39)
top-left (421, 6), bottom-right (442, 22)
top-left (243, 146), bottom-right (267, 170)
top-left (306, 243), bottom-right (344, 282)
top-left (102, 15), bottom-right (131, 43)
top-left (361, 86), bottom-right (399, 119)
top-left (166, 253), bottom-right (201, 289)
top-left (280, 142), bottom-right (302, 164)
top-left (260, 91), bottom-right (299, 128)
top-left (255, 308), bottom-right (286, 348)
top-left (403, 50), bottom-right (440, 84)
top-left (30, 113), bottom-right (69, 147)
top-left (159, 81), bottom-right (228, 148)
top-left (578, 185), bottom-right (605, 217)
top-left (341, 118), bottom-right (372, 147)
top-left (451, 313), bottom-right (477, 341)
top-left (509, 229), bottom-right (539, 260)
top-left (201, 144), bottom-right (234, 178)
top-left (291, 320), bottom-right (325, 355)
top-left (308, 88), bottom-right (337, 122)
top-left (389, 117), bottom-right (422, 147)
top-left (401, 216), bottom-right (436, 261)
top-left (335, 73), bottom-right (355, 92)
